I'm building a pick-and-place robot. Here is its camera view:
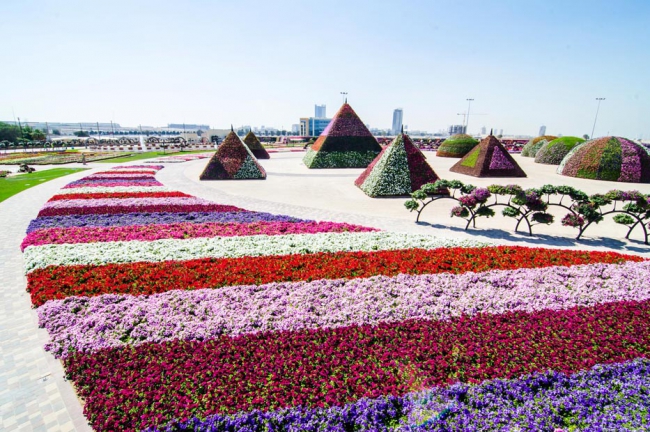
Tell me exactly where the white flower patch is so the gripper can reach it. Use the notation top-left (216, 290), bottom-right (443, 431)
top-left (360, 140), bottom-right (412, 197)
top-left (23, 232), bottom-right (489, 273)
top-left (233, 155), bottom-right (265, 179)
top-left (55, 186), bottom-right (170, 195)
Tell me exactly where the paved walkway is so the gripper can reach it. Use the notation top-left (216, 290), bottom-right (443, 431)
top-left (159, 153), bottom-right (650, 256)
top-left (0, 168), bottom-right (94, 432)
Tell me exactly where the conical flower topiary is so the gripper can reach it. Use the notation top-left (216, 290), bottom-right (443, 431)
top-left (436, 134), bottom-right (479, 158)
top-left (521, 135), bottom-right (558, 157)
top-left (534, 136), bottom-right (585, 165)
top-left (355, 131), bottom-right (445, 197)
top-left (200, 130), bottom-right (266, 180)
top-left (243, 131), bottom-right (270, 159)
top-left (303, 102), bottom-right (382, 168)
top-left (557, 136), bottom-right (650, 183)
top-left (450, 133), bottom-right (526, 177)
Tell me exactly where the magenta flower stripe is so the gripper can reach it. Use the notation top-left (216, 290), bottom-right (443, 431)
top-left (22, 220), bottom-right (376, 249)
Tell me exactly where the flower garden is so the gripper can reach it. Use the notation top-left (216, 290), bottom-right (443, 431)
top-left (18, 159), bottom-right (650, 431)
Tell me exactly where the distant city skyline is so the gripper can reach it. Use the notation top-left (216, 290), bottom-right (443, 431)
top-left (2, 0), bottom-right (649, 139)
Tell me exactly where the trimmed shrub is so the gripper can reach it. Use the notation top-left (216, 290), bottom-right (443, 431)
top-left (558, 136), bottom-right (650, 183)
top-left (436, 134), bottom-right (478, 158)
top-left (535, 137), bottom-right (585, 165)
top-left (521, 135), bottom-right (558, 157)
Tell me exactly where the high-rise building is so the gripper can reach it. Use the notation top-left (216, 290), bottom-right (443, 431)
top-left (448, 125), bottom-right (467, 135)
top-left (391, 109), bottom-right (403, 135)
top-left (481, 126), bottom-right (487, 135)
top-left (315, 105), bottom-right (326, 118)
top-left (499, 129), bottom-right (503, 136)
top-left (539, 125), bottom-right (546, 136)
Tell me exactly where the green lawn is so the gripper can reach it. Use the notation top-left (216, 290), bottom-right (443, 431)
top-left (0, 168), bottom-right (89, 203)
top-left (97, 150), bottom-right (213, 163)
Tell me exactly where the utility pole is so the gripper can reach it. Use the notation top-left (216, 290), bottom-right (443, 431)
top-left (591, 98), bottom-right (605, 139)
top-left (17, 117), bottom-right (24, 138)
top-left (340, 92), bottom-right (348, 104)
top-left (111, 120), bottom-right (115, 138)
top-left (97, 122), bottom-right (101, 139)
top-left (465, 98), bottom-right (474, 134)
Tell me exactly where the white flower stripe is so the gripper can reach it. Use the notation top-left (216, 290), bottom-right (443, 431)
top-left (54, 186), bottom-right (169, 195)
top-left (23, 232), bottom-right (488, 273)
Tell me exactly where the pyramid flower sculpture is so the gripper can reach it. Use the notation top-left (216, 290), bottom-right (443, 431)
top-left (557, 136), bottom-right (650, 183)
top-left (535, 136), bottom-right (585, 165)
top-left (521, 135), bottom-right (558, 157)
top-left (303, 102), bottom-right (382, 168)
top-left (243, 131), bottom-right (270, 160)
top-left (450, 134), bottom-right (526, 177)
top-left (436, 134), bottom-right (479, 158)
top-left (355, 131), bottom-right (446, 197)
top-left (199, 130), bottom-right (266, 180)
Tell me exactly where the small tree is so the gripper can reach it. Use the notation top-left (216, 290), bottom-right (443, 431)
top-left (583, 134), bottom-right (590, 140)
top-left (74, 130), bottom-right (90, 137)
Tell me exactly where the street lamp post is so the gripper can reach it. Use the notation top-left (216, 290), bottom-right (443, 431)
top-left (591, 98), bottom-right (605, 139)
top-left (340, 92), bottom-right (348, 104)
top-left (465, 98), bottom-right (474, 134)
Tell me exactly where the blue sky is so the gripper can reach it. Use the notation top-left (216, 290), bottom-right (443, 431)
top-left (2, 0), bottom-right (649, 137)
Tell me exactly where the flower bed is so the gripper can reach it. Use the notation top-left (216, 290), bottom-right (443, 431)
top-left (23, 165), bottom-right (650, 431)
top-left (64, 300), bottom-right (650, 431)
top-left (26, 246), bottom-right (633, 307)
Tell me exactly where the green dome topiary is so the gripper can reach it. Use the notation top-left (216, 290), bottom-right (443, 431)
top-left (557, 136), bottom-right (650, 183)
top-left (521, 135), bottom-right (558, 157)
top-left (436, 134), bottom-right (479, 158)
top-left (534, 136), bottom-right (585, 165)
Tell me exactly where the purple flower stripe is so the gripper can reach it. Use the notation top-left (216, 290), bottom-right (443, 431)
top-left (41, 197), bottom-right (215, 210)
top-left (26, 211), bottom-right (311, 233)
top-left (148, 359), bottom-right (650, 432)
top-left (618, 137), bottom-right (643, 182)
top-left (38, 261), bottom-right (650, 358)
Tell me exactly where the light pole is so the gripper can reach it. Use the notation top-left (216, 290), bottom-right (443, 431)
top-left (465, 98), bottom-right (474, 134)
top-left (340, 92), bottom-right (348, 104)
top-left (591, 98), bottom-right (605, 139)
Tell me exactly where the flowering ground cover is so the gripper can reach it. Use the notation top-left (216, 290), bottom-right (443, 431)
top-left (22, 165), bottom-right (650, 431)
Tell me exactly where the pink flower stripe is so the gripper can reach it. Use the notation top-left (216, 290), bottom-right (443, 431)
top-left (93, 171), bottom-right (158, 175)
top-left (37, 202), bottom-right (244, 217)
top-left (63, 181), bottom-right (163, 188)
top-left (41, 197), bottom-right (214, 210)
top-left (22, 221), bottom-right (376, 249)
top-left (113, 165), bottom-right (164, 170)
top-left (84, 174), bottom-right (158, 179)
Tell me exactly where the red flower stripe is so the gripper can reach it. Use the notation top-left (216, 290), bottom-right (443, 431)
top-left (21, 221), bottom-right (376, 250)
top-left (48, 191), bottom-right (192, 201)
top-left (36, 203), bottom-right (244, 217)
top-left (64, 299), bottom-right (650, 431)
top-left (26, 246), bottom-right (639, 307)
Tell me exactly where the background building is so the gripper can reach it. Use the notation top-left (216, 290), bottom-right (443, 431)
top-left (315, 105), bottom-right (326, 118)
top-left (391, 108), bottom-right (403, 135)
top-left (448, 124), bottom-right (467, 135)
top-left (300, 117), bottom-right (331, 136)
top-left (539, 125), bottom-right (547, 136)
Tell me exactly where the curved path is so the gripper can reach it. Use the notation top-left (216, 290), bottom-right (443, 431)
top-left (2, 155), bottom-right (649, 431)
top-left (1, 166), bottom-right (94, 431)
